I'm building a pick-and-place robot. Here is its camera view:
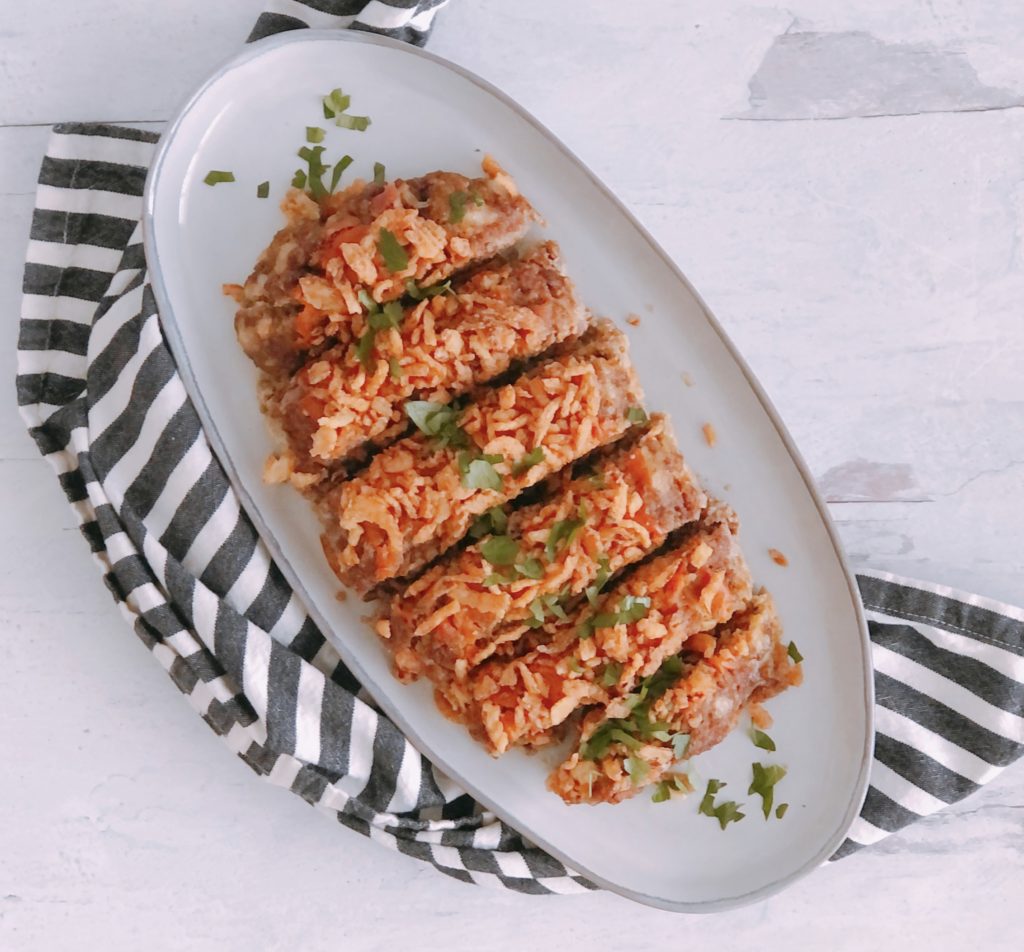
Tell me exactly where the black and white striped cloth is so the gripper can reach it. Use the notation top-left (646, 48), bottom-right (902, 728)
top-left (16, 1), bottom-right (1023, 893)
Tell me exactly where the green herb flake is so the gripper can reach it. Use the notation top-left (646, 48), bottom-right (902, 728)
top-left (567, 657), bottom-right (583, 674)
top-left (460, 453), bottom-right (504, 491)
top-left (388, 356), bottom-right (403, 380)
top-left (751, 728), bottom-right (776, 752)
top-left (787, 641), bottom-right (804, 664)
top-left (306, 126), bottom-right (326, 143)
top-left (449, 190), bottom-right (469, 223)
top-left (749, 762), bottom-right (788, 819)
top-left (330, 154), bottom-right (353, 193)
top-left (512, 447), bottom-right (545, 476)
top-left (651, 782), bottom-right (671, 803)
top-left (624, 755), bottom-right (649, 786)
top-left (297, 145), bottom-right (329, 199)
top-left (585, 554), bottom-right (612, 606)
top-left (377, 228), bottom-right (409, 273)
top-left (469, 506), bottom-right (508, 539)
top-left (291, 169), bottom-right (307, 189)
top-left (480, 535), bottom-right (519, 567)
top-left (355, 329), bottom-right (377, 370)
top-left (601, 662), bottom-right (622, 688)
top-left (525, 598), bottom-right (547, 628)
top-left (671, 733), bottom-right (690, 760)
top-left (323, 89), bottom-right (350, 118)
top-left (203, 170), bottom-right (235, 186)
top-left (404, 401), bottom-right (467, 449)
top-left (546, 512), bottom-right (587, 559)
top-left (482, 573), bottom-right (511, 587)
top-left (517, 557), bottom-right (544, 580)
top-left (625, 405), bottom-right (649, 425)
top-left (698, 779), bottom-right (746, 830)
top-left (776, 803), bottom-right (789, 819)
top-left (256, 181), bottom-right (270, 199)
top-left (405, 278), bottom-right (452, 301)
top-left (373, 161), bottom-right (386, 187)
top-left (335, 113), bottom-right (371, 131)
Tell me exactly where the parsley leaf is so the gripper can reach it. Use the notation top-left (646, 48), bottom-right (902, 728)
top-left (335, 113), bottom-right (371, 131)
top-left (517, 557), bottom-right (544, 580)
top-left (405, 401), bottom-right (468, 449)
top-left (459, 453), bottom-right (504, 490)
top-left (670, 733), bottom-right (690, 760)
top-left (256, 181), bottom-right (270, 198)
top-left (775, 803), bottom-right (789, 819)
top-left (449, 190), bottom-right (468, 223)
top-left (306, 126), bottom-right (325, 143)
top-left (405, 278), bottom-right (452, 300)
top-left (751, 728), bottom-right (776, 752)
top-left (388, 356), bottom-right (403, 380)
top-left (546, 509), bottom-right (587, 559)
top-left (624, 755), bottom-right (649, 786)
top-left (601, 662), bottom-right (622, 688)
top-left (698, 779), bottom-right (746, 830)
top-left (749, 762), bottom-right (788, 819)
top-left (512, 447), bottom-right (545, 476)
top-left (377, 228), bottom-right (409, 273)
top-left (203, 170), bottom-right (235, 186)
top-left (330, 154), bottom-right (353, 193)
top-left (469, 506), bottom-right (508, 539)
top-left (373, 161), bottom-right (386, 187)
top-left (291, 169), bottom-right (307, 189)
top-left (480, 535), bottom-right (519, 567)
top-left (787, 641), bottom-right (804, 664)
top-left (625, 405), bottom-right (649, 425)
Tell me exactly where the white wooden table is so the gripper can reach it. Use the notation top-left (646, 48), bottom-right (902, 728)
top-left (2, 2), bottom-right (1022, 947)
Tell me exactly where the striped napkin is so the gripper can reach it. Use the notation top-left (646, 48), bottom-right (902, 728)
top-left (16, 0), bottom-right (1023, 894)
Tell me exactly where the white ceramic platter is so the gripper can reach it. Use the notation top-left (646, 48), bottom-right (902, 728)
top-left (144, 30), bottom-right (873, 913)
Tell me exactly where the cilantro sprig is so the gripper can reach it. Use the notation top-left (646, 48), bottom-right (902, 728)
top-left (546, 506), bottom-right (587, 559)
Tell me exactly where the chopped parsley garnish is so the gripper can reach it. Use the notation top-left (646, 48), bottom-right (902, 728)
top-left (579, 656), bottom-right (683, 759)
top-left (306, 126), bottom-right (325, 143)
top-left (322, 88), bottom-right (350, 118)
top-left (698, 779), bottom-right (746, 830)
top-left (524, 592), bottom-right (569, 628)
top-left (203, 170), bottom-right (235, 186)
top-left (625, 405), bottom-right (649, 425)
top-left (751, 728), bottom-right (776, 752)
top-left (335, 113), bottom-right (371, 131)
top-left (545, 507), bottom-right (587, 559)
top-left (256, 181), bottom-right (270, 199)
top-left (297, 145), bottom-right (330, 199)
top-left (601, 662), bottom-right (622, 687)
top-left (355, 299), bottom-right (404, 370)
top-left (323, 87), bottom-right (370, 130)
top-left (469, 506), bottom-right (508, 539)
top-left (458, 452), bottom-right (504, 490)
top-left (775, 803), bottom-right (789, 819)
top-left (388, 356), bottom-right (403, 380)
top-left (405, 278), bottom-right (452, 300)
top-left (480, 535), bottom-right (519, 567)
top-left (291, 169), bottom-right (307, 189)
top-left (448, 190), bottom-right (483, 223)
top-left (625, 755), bottom-right (649, 785)
top-left (578, 594), bottom-right (651, 639)
top-left (584, 554), bottom-right (611, 606)
top-left (404, 401), bottom-right (468, 449)
top-left (373, 161), bottom-right (386, 187)
top-left (787, 641), bottom-right (804, 664)
top-left (651, 773), bottom-right (692, 803)
top-left (749, 762), bottom-right (788, 819)
top-left (517, 557), bottom-right (544, 580)
top-left (377, 227), bottom-right (409, 273)
top-left (671, 733), bottom-right (690, 759)
top-left (512, 447), bottom-right (545, 476)
top-left (330, 155), bottom-right (353, 192)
